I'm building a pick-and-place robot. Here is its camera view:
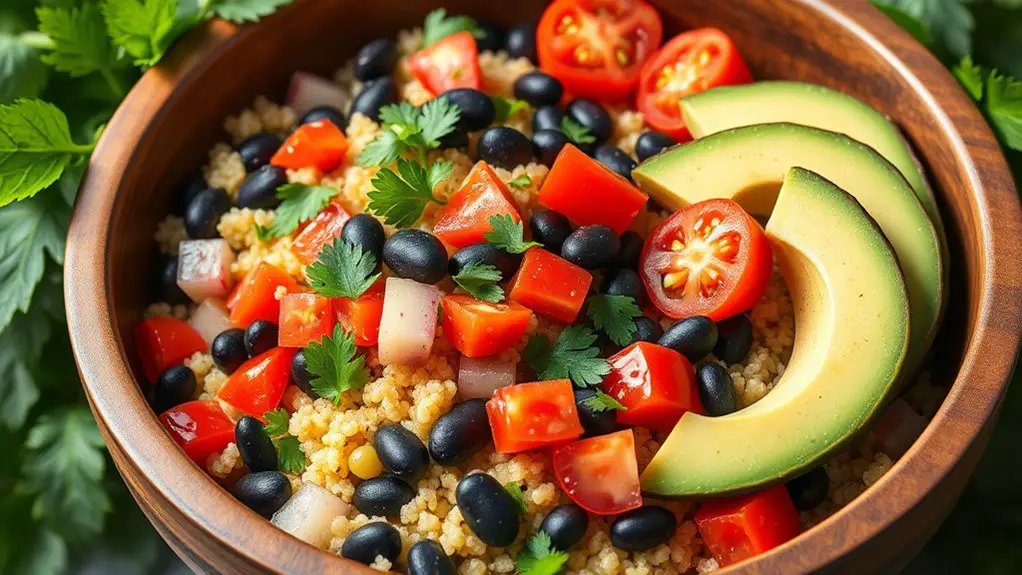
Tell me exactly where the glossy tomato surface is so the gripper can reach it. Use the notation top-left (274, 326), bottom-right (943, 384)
top-left (134, 317), bottom-right (207, 383)
top-left (695, 485), bottom-right (800, 566)
top-left (551, 429), bottom-right (642, 515)
top-left (271, 120), bottom-right (349, 172)
top-left (217, 346), bottom-right (297, 419)
top-left (159, 400), bottom-right (235, 465)
top-left (486, 379), bottom-right (584, 453)
top-left (279, 293), bottom-right (336, 348)
top-left (601, 342), bottom-right (701, 431)
top-left (333, 280), bottom-right (385, 347)
top-left (407, 31), bottom-right (482, 94)
top-left (441, 295), bottom-right (533, 358)
top-left (433, 161), bottom-right (520, 249)
top-left (508, 247), bottom-right (592, 324)
top-left (228, 262), bottom-right (300, 328)
top-left (292, 204), bottom-right (351, 265)
top-left (640, 199), bottom-right (771, 321)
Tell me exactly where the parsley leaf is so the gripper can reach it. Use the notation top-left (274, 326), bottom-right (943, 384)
top-left (508, 174), bottom-right (532, 188)
top-left (210, 0), bottom-right (294, 23)
top-left (275, 435), bottom-right (307, 473)
top-left (484, 214), bottom-right (542, 254)
top-left (367, 158), bottom-right (450, 227)
top-left (581, 389), bottom-right (627, 412)
top-left (263, 408), bottom-right (290, 437)
top-left (0, 194), bottom-right (68, 331)
top-left (305, 238), bottom-right (381, 299)
top-left (253, 222), bottom-right (272, 243)
top-left (101, 0), bottom-right (178, 68)
top-left (586, 294), bottom-right (642, 346)
top-left (452, 263), bottom-right (504, 303)
top-left (418, 95), bottom-right (461, 145)
top-left (561, 116), bottom-right (596, 145)
top-left (422, 8), bottom-right (477, 47)
top-left (954, 57), bottom-right (985, 100)
top-left (524, 326), bottom-right (610, 387)
top-left (0, 31), bottom-right (49, 102)
top-left (953, 58), bottom-right (1022, 151)
top-left (36, 4), bottom-right (125, 91)
top-left (504, 482), bottom-right (527, 514)
top-left (357, 129), bottom-right (403, 167)
top-left (492, 96), bottom-right (531, 124)
top-left (267, 183), bottom-right (335, 238)
top-left (516, 531), bottom-right (569, 575)
top-left (379, 101), bottom-right (421, 128)
top-left (303, 325), bottom-right (370, 405)
top-left (357, 98), bottom-right (460, 167)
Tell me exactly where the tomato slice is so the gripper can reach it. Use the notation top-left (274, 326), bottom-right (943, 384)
top-left (159, 400), bottom-right (236, 465)
top-left (228, 262), bottom-right (300, 328)
top-left (508, 247), bottom-right (592, 324)
top-left (292, 204), bottom-right (351, 265)
top-left (636, 28), bottom-right (753, 140)
top-left (601, 342), bottom-right (701, 432)
top-left (278, 293), bottom-right (336, 348)
top-left (551, 429), bottom-right (642, 515)
top-left (538, 144), bottom-right (647, 234)
top-left (442, 295), bottom-right (533, 358)
top-left (433, 162), bottom-right (521, 249)
top-left (407, 31), bottom-right (482, 95)
top-left (270, 120), bottom-right (349, 173)
top-left (695, 485), bottom-right (800, 566)
top-left (640, 199), bottom-right (772, 321)
top-left (135, 317), bottom-right (208, 383)
top-left (537, 0), bottom-right (663, 101)
top-left (332, 280), bottom-right (385, 347)
top-left (217, 347), bottom-right (297, 420)
top-left (486, 379), bottom-right (584, 454)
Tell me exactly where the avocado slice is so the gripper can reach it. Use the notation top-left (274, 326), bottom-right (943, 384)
top-left (632, 123), bottom-right (941, 376)
top-left (640, 168), bottom-right (909, 497)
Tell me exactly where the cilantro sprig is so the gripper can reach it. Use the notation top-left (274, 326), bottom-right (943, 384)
top-left (586, 294), bottom-right (642, 346)
top-left (367, 158), bottom-right (452, 227)
top-left (452, 263), bottom-right (504, 303)
top-left (508, 174), bottom-right (533, 189)
top-left (581, 389), bottom-right (627, 412)
top-left (492, 96), bottom-right (531, 124)
top-left (504, 482), bottom-right (527, 514)
top-left (422, 9), bottom-right (478, 47)
top-left (305, 238), bottom-right (381, 299)
top-left (303, 325), bottom-right (370, 405)
top-left (954, 57), bottom-right (1022, 149)
top-left (262, 408), bottom-right (306, 473)
top-left (516, 531), bottom-right (570, 575)
top-left (267, 183), bottom-right (336, 238)
top-left (357, 98), bottom-right (461, 167)
top-left (484, 214), bottom-right (542, 254)
top-left (524, 326), bottom-right (610, 387)
top-left (560, 116), bottom-right (596, 145)
top-left (253, 223), bottom-right (272, 243)
top-left (263, 408), bottom-right (290, 437)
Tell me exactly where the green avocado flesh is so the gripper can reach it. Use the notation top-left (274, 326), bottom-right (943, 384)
top-left (632, 122), bottom-right (941, 376)
top-left (639, 168), bottom-right (910, 497)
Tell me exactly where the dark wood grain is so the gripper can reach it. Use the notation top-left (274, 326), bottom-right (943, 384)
top-left (64, 0), bottom-right (1022, 573)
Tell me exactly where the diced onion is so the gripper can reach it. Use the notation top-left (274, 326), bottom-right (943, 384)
top-left (285, 71), bottom-right (349, 117)
top-left (872, 398), bottom-right (928, 458)
top-left (189, 298), bottom-right (231, 344)
top-left (378, 277), bottom-right (439, 366)
top-left (177, 239), bottom-right (235, 303)
top-left (271, 482), bottom-right (350, 548)
top-left (458, 356), bottom-right (516, 399)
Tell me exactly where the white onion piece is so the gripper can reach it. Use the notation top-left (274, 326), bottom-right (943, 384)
top-left (271, 482), bottom-right (350, 549)
top-left (378, 277), bottom-right (439, 366)
top-left (286, 71), bottom-right (349, 117)
top-left (177, 239), bottom-right (235, 303)
top-left (189, 298), bottom-right (231, 344)
top-left (872, 398), bottom-right (928, 458)
top-left (458, 356), bottom-right (516, 399)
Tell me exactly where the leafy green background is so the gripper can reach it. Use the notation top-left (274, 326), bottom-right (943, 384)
top-left (0, 0), bottom-right (1018, 573)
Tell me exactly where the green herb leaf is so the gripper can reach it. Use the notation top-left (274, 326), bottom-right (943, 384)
top-left (986, 70), bottom-right (1022, 150)
top-left (367, 158), bottom-right (449, 227)
top-left (516, 531), bottom-right (569, 575)
top-left (253, 222), bottom-right (272, 243)
top-left (356, 129), bottom-right (403, 167)
top-left (101, 0), bottom-right (178, 68)
top-left (586, 294), bottom-right (641, 346)
top-left (422, 8), bottom-right (477, 47)
top-left (267, 183), bottom-right (335, 238)
top-left (419, 95), bottom-right (461, 145)
top-left (561, 116), bottom-right (596, 145)
top-left (36, 4), bottom-right (124, 79)
top-left (275, 435), bottom-right (306, 473)
top-left (508, 174), bottom-right (532, 188)
top-left (209, 0), bottom-right (294, 23)
top-left (357, 99), bottom-right (460, 167)
top-left (305, 237), bottom-right (381, 299)
top-left (954, 57), bottom-right (984, 100)
top-left (484, 214), bottom-right (541, 254)
top-left (581, 389), bottom-right (627, 412)
top-left (379, 101), bottom-right (421, 128)
top-left (0, 194), bottom-right (68, 332)
top-left (452, 262), bottom-right (504, 303)
top-left (870, 1), bottom-right (933, 48)
top-left (504, 481), bottom-right (527, 514)
top-left (303, 325), bottom-right (370, 405)
top-left (524, 326), bottom-right (611, 387)
top-left (0, 31), bottom-right (49, 103)
top-left (263, 408), bottom-right (290, 437)
top-left (0, 296), bottom-right (52, 430)
top-left (492, 96), bottom-right (531, 124)
top-left (874, 0), bottom-right (972, 58)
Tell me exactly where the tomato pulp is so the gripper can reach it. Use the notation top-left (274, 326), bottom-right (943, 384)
top-left (433, 161), bottom-right (521, 249)
top-left (551, 429), bottom-right (643, 515)
top-left (486, 379), bottom-right (584, 453)
top-left (278, 293), bottom-right (336, 348)
top-left (407, 31), bottom-right (482, 95)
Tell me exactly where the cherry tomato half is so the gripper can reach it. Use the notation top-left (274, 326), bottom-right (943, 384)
top-left (159, 400), bottom-right (236, 465)
top-left (486, 379), bottom-right (584, 454)
top-left (551, 429), bottom-right (642, 515)
top-left (640, 199), bottom-right (772, 321)
top-left (695, 485), bottom-right (800, 566)
top-left (407, 31), bottom-right (482, 95)
top-left (601, 342), bottom-right (701, 432)
top-left (217, 347), bottom-right (297, 420)
top-left (134, 317), bottom-right (207, 383)
top-left (441, 295), bottom-right (533, 358)
top-left (433, 161), bottom-right (521, 249)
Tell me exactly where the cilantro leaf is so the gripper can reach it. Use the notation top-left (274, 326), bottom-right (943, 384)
top-left (253, 222), bottom-right (272, 243)
top-left (452, 262), bottom-right (504, 303)
top-left (422, 8), bottom-right (477, 47)
top-left (986, 71), bottom-right (1022, 150)
top-left (36, 4), bottom-right (125, 81)
top-left (101, 0), bottom-right (178, 68)
top-left (305, 238), bottom-right (381, 299)
top-left (516, 531), bottom-right (569, 575)
top-left (419, 95), bottom-right (461, 145)
top-left (561, 116), bottom-right (596, 145)
top-left (367, 158), bottom-right (449, 227)
top-left (379, 101), bottom-right (421, 128)
top-left (303, 325), bottom-right (370, 405)
top-left (508, 174), bottom-right (532, 188)
top-left (484, 214), bottom-right (541, 254)
top-left (267, 183), bottom-right (335, 238)
top-left (275, 435), bottom-right (306, 473)
top-left (524, 326), bottom-right (610, 387)
top-left (504, 481), bottom-right (527, 514)
top-left (356, 129), bottom-right (403, 167)
top-left (492, 96), bottom-right (531, 124)
top-left (581, 389), bottom-right (627, 412)
top-left (263, 408), bottom-right (290, 437)
top-left (586, 294), bottom-right (641, 346)
top-left (210, 0), bottom-right (294, 23)
top-left (358, 99), bottom-right (460, 167)
top-left (0, 31), bottom-right (49, 103)
top-left (954, 57), bottom-right (984, 100)
top-left (0, 194), bottom-right (68, 332)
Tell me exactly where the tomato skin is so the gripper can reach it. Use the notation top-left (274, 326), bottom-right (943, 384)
top-left (278, 293), bottom-right (336, 348)
top-left (551, 429), bottom-right (643, 515)
top-left (217, 347), bottom-right (298, 420)
top-left (537, 0), bottom-right (663, 101)
top-left (159, 400), bottom-right (236, 465)
top-left (135, 317), bottom-right (208, 383)
top-left (442, 295), bottom-right (533, 358)
top-left (601, 342), bottom-right (701, 432)
top-left (433, 162), bottom-right (521, 249)
top-left (508, 248), bottom-right (593, 324)
top-left (486, 379), bottom-right (584, 454)
top-left (407, 32), bottom-right (482, 95)
top-left (538, 144), bottom-right (647, 234)
top-left (270, 120), bottom-right (349, 172)
top-left (228, 263), bottom-right (300, 328)
top-left (640, 199), bottom-right (772, 321)
top-left (293, 204), bottom-right (351, 265)
top-left (695, 485), bottom-right (800, 566)
top-left (332, 280), bottom-right (385, 347)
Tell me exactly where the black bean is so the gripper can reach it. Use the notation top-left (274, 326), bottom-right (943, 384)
top-left (714, 315), bottom-right (754, 365)
top-left (541, 504), bottom-right (589, 551)
top-left (374, 423), bottom-right (430, 484)
top-left (610, 506), bottom-right (677, 551)
top-left (175, 172), bottom-right (207, 215)
top-left (477, 127), bottom-right (534, 170)
top-left (212, 328), bottom-right (248, 374)
top-left (603, 268), bottom-right (645, 304)
top-left (615, 231), bottom-right (644, 270)
top-left (382, 229), bottom-right (448, 284)
top-left (532, 129), bottom-right (570, 167)
top-left (244, 320), bottom-right (278, 357)
top-left (407, 539), bottom-right (456, 575)
top-left (785, 467), bottom-right (830, 511)
top-left (574, 388), bottom-right (616, 438)
top-left (513, 71), bottom-right (563, 108)
top-left (342, 213), bottom-right (386, 263)
top-left (529, 209), bottom-right (573, 254)
top-left (350, 77), bottom-right (398, 122)
top-left (505, 23), bottom-right (537, 63)
top-left (235, 415), bottom-right (278, 473)
top-left (455, 473), bottom-right (520, 546)
top-left (594, 144), bottom-right (637, 182)
top-left (290, 350), bottom-right (316, 396)
top-left (236, 132), bottom-right (283, 172)
top-left (566, 99), bottom-right (612, 144)
top-left (635, 131), bottom-right (676, 163)
top-left (561, 225), bottom-right (620, 270)
top-left (659, 316), bottom-right (718, 362)
top-left (231, 471), bottom-right (292, 518)
top-left (429, 399), bottom-right (492, 466)
top-left (449, 244), bottom-right (522, 279)
top-left (300, 105), bottom-right (346, 129)
top-left (341, 522), bottom-right (402, 565)
top-left (474, 20), bottom-right (505, 53)
top-left (436, 129), bottom-right (469, 150)
top-left (157, 256), bottom-right (189, 305)
top-left (184, 188), bottom-right (231, 239)
top-left (633, 317), bottom-right (663, 345)
top-left (533, 105), bottom-right (564, 133)
top-left (443, 89), bottom-right (496, 132)
top-left (236, 165), bottom-right (287, 209)
top-left (353, 475), bottom-right (416, 518)
top-left (696, 363), bottom-right (737, 417)
top-left (354, 37), bottom-right (398, 81)
top-left (152, 365), bottom-right (197, 413)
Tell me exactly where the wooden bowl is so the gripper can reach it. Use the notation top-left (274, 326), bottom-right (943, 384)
top-left (64, 0), bottom-right (1022, 573)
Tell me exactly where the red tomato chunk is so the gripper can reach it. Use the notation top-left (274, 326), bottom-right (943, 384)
top-left (407, 31), bottom-right (482, 95)
top-left (551, 429), bottom-right (643, 515)
top-left (695, 485), bottom-right (800, 566)
top-left (293, 204), bottom-right (351, 265)
top-left (601, 342), bottom-right (701, 432)
top-left (228, 263), bottom-right (300, 328)
top-left (271, 120), bottom-right (349, 173)
top-left (433, 161), bottom-right (520, 249)
top-left (159, 400), bottom-right (235, 465)
top-left (218, 347), bottom-right (297, 420)
top-left (333, 280), bottom-right (385, 347)
top-left (508, 248), bottom-right (592, 324)
top-left (442, 295), bottom-right (533, 358)
top-left (486, 379), bottom-right (584, 454)
top-left (279, 293), bottom-right (336, 348)
top-left (134, 317), bottom-right (208, 383)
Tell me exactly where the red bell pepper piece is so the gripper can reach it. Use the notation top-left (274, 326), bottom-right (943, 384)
top-left (159, 400), bottom-right (236, 465)
top-left (271, 120), bottom-right (349, 173)
top-left (508, 248), bottom-right (592, 323)
top-left (217, 347), bottom-right (297, 419)
top-left (441, 295), bottom-right (533, 358)
top-left (228, 262), bottom-right (299, 328)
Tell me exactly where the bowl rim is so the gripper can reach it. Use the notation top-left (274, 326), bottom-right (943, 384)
top-left (64, 0), bottom-right (1022, 573)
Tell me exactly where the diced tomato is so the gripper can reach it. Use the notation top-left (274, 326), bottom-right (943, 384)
top-left (278, 293), bottom-right (336, 348)
top-left (292, 204), bottom-right (351, 265)
top-left (508, 248), bottom-right (592, 324)
top-left (217, 347), bottom-right (297, 419)
top-left (333, 280), bottom-right (386, 346)
top-left (538, 145), bottom-right (648, 234)
top-left (637, 29), bottom-right (753, 141)
top-left (695, 485), bottom-right (800, 566)
top-left (228, 262), bottom-right (300, 328)
top-left (433, 162), bottom-right (521, 249)
top-left (442, 295), bottom-right (533, 358)
top-left (601, 342), bottom-right (701, 432)
top-left (134, 317), bottom-right (208, 383)
top-left (486, 379), bottom-right (584, 453)
top-left (407, 31), bottom-right (482, 95)
top-left (159, 400), bottom-right (236, 465)
top-left (551, 430), bottom-right (642, 515)
top-left (640, 199), bottom-right (772, 321)
top-left (537, 0), bottom-right (664, 101)
top-left (270, 120), bottom-right (349, 173)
